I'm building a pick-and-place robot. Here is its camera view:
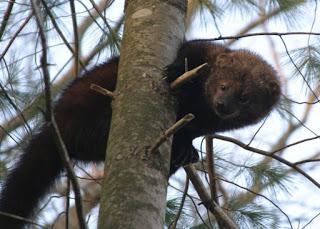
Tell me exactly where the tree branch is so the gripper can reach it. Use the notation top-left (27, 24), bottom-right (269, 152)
top-left (170, 63), bottom-right (209, 89)
top-left (90, 83), bottom-right (116, 99)
top-left (0, 0), bottom-right (15, 40)
top-left (0, 211), bottom-right (45, 228)
top-left (69, 0), bottom-right (80, 76)
top-left (218, 177), bottom-right (293, 229)
top-left (0, 16), bottom-right (124, 141)
top-left (149, 113), bottom-right (195, 153)
top-left (30, 1), bottom-right (87, 228)
top-left (211, 134), bottom-right (320, 190)
top-left (0, 13), bottom-right (33, 62)
top-left (205, 136), bottom-right (227, 229)
top-left (169, 173), bottom-right (189, 229)
top-left (184, 165), bottom-right (237, 229)
top-left (200, 31), bottom-right (320, 43)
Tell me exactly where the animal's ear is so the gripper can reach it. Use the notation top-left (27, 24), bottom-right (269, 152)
top-left (216, 53), bottom-right (234, 68)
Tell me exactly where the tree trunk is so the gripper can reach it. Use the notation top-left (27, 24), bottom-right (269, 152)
top-left (98, 0), bottom-right (186, 228)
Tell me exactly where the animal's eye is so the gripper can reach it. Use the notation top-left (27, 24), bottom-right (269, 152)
top-left (220, 84), bottom-right (226, 91)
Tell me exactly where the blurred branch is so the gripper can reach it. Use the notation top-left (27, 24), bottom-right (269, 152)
top-left (211, 134), bottom-right (320, 189)
top-left (0, 211), bottom-right (45, 228)
top-left (40, 0), bottom-right (74, 56)
top-left (78, 0), bottom-right (116, 38)
top-left (218, 177), bottom-right (293, 229)
top-left (88, 0), bottom-right (120, 50)
top-left (69, 0), bottom-right (80, 76)
top-left (261, 22), bottom-right (287, 88)
top-left (279, 36), bottom-right (319, 102)
top-left (0, 82), bottom-right (31, 134)
top-left (227, 7), bottom-right (282, 46)
top-left (31, 1), bottom-right (51, 121)
top-left (0, 0), bottom-right (15, 40)
top-left (0, 13), bottom-right (33, 62)
top-left (169, 173), bottom-right (189, 229)
top-left (227, 1), bottom-right (306, 46)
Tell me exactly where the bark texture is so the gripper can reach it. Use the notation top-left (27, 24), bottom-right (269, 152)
top-left (98, 0), bottom-right (186, 228)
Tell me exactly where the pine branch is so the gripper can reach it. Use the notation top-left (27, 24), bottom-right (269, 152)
top-left (184, 164), bottom-right (237, 229)
top-left (211, 134), bottom-right (320, 190)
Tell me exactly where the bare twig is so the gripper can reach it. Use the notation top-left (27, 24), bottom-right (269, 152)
top-left (211, 134), bottom-right (320, 190)
top-left (0, 16), bottom-right (124, 141)
top-left (203, 31), bottom-right (320, 43)
top-left (302, 211), bottom-right (320, 229)
top-left (227, 6), bottom-right (282, 46)
top-left (294, 158), bottom-right (320, 166)
top-left (0, 13), bottom-right (33, 62)
top-left (90, 83), bottom-right (116, 99)
top-left (0, 0), bottom-right (15, 40)
top-left (0, 211), bottom-right (45, 228)
top-left (233, 89), bottom-right (318, 208)
top-left (65, 179), bottom-right (71, 229)
top-left (218, 177), bottom-right (293, 229)
top-left (40, 0), bottom-right (74, 57)
top-left (169, 183), bottom-right (211, 227)
top-left (205, 136), bottom-right (226, 229)
top-left (50, 173), bottom-right (102, 228)
top-left (87, 0), bottom-right (120, 50)
top-left (69, 0), bottom-right (80, 76)
top-left (149, 113), bottom-right (195, 153)
top-left (51, 117), bottom-right (87, 229)
top-left (30, 1), bottom-right (87, 228)
top-left (0, 81), bottom-right (32, 134)
top-left (170, 63), bottom-right (209, 89)
top-left (184, 165), bottom-right (237, 229)
top-left (272, 134), bottom-right (320, 155)
top-left (205, 136), bottom-right (219, 204)
top-left (31, 0), bottom-right (51, 121)
top-left (0, 124), bottom-right (19, 145)
top-left (78, 0), bottom-right (117, 38)
top-left (279, 36), bottom-right (319, 102)
top-left (169, 173), bottom-right (189, 229)
top-left (261, 16), bottom-right (287, 88)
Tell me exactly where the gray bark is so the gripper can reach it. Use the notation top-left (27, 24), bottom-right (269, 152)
top-left (98, 0), bottom-right (186, 228)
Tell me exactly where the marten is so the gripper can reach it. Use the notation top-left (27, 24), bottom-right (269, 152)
top-left (0, 40), bottom-right (280, 228)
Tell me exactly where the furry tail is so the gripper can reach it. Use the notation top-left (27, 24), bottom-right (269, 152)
top-left (0, 127), bottom-right (63, 228)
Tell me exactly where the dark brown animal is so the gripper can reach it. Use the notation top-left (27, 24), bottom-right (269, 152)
top-left (166, 41), bottom-right (280, 172)
top-left (0, 40), bottom-right (280, 228)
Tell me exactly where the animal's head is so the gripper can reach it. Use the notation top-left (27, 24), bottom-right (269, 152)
top-left (205, 50), bottom-right (281, 125)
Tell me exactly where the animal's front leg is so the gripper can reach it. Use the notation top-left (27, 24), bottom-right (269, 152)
top-left (170, 131), bottom-right (199, 175)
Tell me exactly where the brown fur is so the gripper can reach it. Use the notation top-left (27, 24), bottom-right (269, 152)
top-left (166, 41), bottom-right (280, 171)
top-left (0, 40), bottom-right (280, 228)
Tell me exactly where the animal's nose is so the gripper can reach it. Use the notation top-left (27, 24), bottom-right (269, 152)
top-left (216, 101), bottom-right (225, 111)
